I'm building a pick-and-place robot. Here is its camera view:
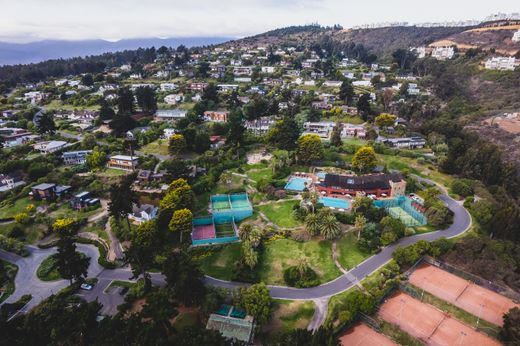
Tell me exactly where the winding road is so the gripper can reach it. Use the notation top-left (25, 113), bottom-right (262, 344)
top-left (0, 178), bottom-right (471, 317)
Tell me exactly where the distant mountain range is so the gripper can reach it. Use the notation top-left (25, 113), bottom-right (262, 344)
top-left (0, 37), bottom-right (233, 66)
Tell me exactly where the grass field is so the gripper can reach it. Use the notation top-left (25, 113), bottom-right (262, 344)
top-left (264, 300), bottom-right (315, 333)
top-left (336, 232), bottom-right (371, 270)
top-left (0, 260), bottom-right (18, 303)
top-left (49, 204), bottom-right (102, 220)
top-left (140, 139), bottom-right (170, 156)
top-left (36, 255), bottom-right (61, 281)
top-left (100, 168), bottom-right (131, 177)
top-left (173, 311), bottom-right (200, 331)
top-left (257, 200), bottom-right (301, 228)
top-left (0, 198), bottom-right (40, 219)
top-left (197, 243), bottom-right (242, 280)
top-left (44, 100), bottom-right (100, 111)
top-left (259, 239), bottom-right (340, 285)
top-left (107, 280), bottom-right (136, 290)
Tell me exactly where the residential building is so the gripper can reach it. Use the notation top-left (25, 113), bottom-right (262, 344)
top-left (24, 91), bottom-right (45, 104)
top-left (261, 66), bottom-right (275, 74)
top-left (190, 82), bottom-right (209, 91)
top-left (431, 46), bottom-right (455, 60)
top-left (245, 116), bottom-right (276, 135)
top-left (316, 173), bottom-right (406, 198)
top-left (322, 81), bottom-right (343, 88)
top-left (30, 183), bottom-right (71, 201)
top-left (233, 66), bottom-right (253, 76)
top-left (484, 57), bottom-right (517, 71)
top-left (33, 140), bottom-right (68, 154)
top-left (0, 128), bottom-right (35, 147)
top-left (164, 94), bottom-right (183, 105)
top-left (0, 174), bottom-right (25, 193)
top-left (378, 136), bottom-right (426, 149)
top-left (69, 191), bottom-right (100, 210)
top-left (234, 77), bottom-right (252, 83)
top-left (107, 155), bottom-right (138, 171)
top-left (411, 47), bottom-right (428, 59)
top-left (303, 122), bottom-right (336, 139)
top-left (160, 83), bottom-right (178, 92)
top-left (353, 80), bottom-right (373, 87)
top-left (163, 128), bottom-right (177, 138)
top-left (342, 124), bottom-right (366, 138)
top-left (155, 109), bottom-right (187, 121)
top-left (129, 204), bottom-right (158, 224)
top-left (513, 30), bottom-right (520, 42)
top-left (210, 136), bottom-right (225, 150)
top-left (217, 84), bottom-right (239, 92)
top-left (62, 150), bottom-right (92, 165)
top-left (204, 111), bottom-right (229, 123)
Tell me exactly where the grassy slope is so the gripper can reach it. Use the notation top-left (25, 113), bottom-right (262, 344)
top-left (336, 232), bottom-right (371, 270)
top-left (257, 200), bottom-right (301, 228)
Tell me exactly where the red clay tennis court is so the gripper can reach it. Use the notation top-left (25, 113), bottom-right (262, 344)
top-left (409, 263), bottom-right (520, 326)
top-left (378, 292), bottom-right (500, 346)
top-left (339, 323), bottom-right (397, 346)
top-left (191, 224), bottom-right (216, 240)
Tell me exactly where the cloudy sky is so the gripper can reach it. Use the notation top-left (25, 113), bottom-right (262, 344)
top-left (0, 0), bottom-right (518, 43)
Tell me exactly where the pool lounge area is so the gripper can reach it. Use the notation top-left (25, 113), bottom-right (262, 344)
top-left (284, 177), bottom-right (311, 192)
top-left (318, 196), bottom-right (351, 210)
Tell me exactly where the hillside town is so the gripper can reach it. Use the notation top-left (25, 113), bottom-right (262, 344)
top-left (1, 8), bottom-right (520, 346)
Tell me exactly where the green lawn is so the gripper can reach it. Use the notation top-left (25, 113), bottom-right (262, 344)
top-left (0, 198), bottom-right (40, 219)
top-left (49, 204), bottom-right (102, 220)
top-left (0, 260), bottom-right (18, 303)
top-left (247, 168), bottom-right (273, 183)
top-left (45, 100), bottom-right (100, 111)
top-left (36, 255), bottom-right (61, 281)
top-left (0, 222), bottom-right (47, 244)
top-left (265, 299), bottom-right (315, 333)
top-left (197, 243), bottom-right (242, 280)
top-left (257, 200), bottom-right (301, 228)
top-left (336, 232), bottom-right (371, 270)
top-left (140, 139), bottom-right (170, 156)
top-left (173, 312), bottom-right (200, 331)
top-left (100, 168), bottom-right (131, 177)
top-left (259, 239), bottom-right (341, 285)
top-left (107, 280), bottom-right (136, 290)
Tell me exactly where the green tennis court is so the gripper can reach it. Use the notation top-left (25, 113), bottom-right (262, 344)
top-left (388, 207), bottom-right (421, 227)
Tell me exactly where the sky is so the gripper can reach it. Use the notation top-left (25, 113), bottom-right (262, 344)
top-left (0, 0), bottom-right (518, 43)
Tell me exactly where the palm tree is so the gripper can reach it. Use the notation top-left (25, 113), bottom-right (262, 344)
top-left (309, 190), bottom-right (319, 213)
top-left (242, 241), bottom-right (258, 269)
top-left (295, 257), bottom-right (309, 276)
top-left (354, 214), bottom-right (367, 240)
top-left (239, 224), bottom-right (262, 247)
top-left (320, 214), bottom-right (341, 240)
top-left (305, 213), bottom-right (320, 236)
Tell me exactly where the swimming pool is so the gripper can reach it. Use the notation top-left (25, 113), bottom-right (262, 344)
top-left (318, 197), bottom-right (350, 209)
top-left (284, 177), bottom-right (310, 191)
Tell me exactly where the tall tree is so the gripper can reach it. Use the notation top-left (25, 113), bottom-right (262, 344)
top-left (339, 80), bottom-right (354, 104)
top-left (135, 86), bottom-right (157, 114)
top-left (108, 173), bottom-right (138, 231)
top-left (240, 282), bottom-right (272, 324)
top-left (226, 108), bottom-right (245, 145)
top-left (267, 116), bottom-right (300, 151)
top-left (117, 87), bottom-right (134, 115)
top-left (296, 134), bottom-right (324, 164)
top-left (352, 146), bottom-right (377, 173)
top-left (162, 250), bottom-right (206, 306)
top-left (330, 123), bottom-right (343, 147)
top-left (55, 237), bottom-right (90, 285)
top-left (168, 134), bottom-right (186, 156)
top-left (168, 208), bottom-right (193, 243)
top-left (35, 112), bottom-right (55, 135)
top-left (357, 93), bottom-right (372, 120)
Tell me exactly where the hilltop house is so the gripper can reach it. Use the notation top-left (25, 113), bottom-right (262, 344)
top-left (431, 46), bottom-right (454, 60)
top-left (203, 111), bottom-right (229, 123)
top-left (342, 124), bottom-right (366, 139)
top-left (62, 150), bottom-right (92, 165)
top-left (155, 109), bottom-right (187, 121)
top-left (160, 83), bottom-right (178, 92)
top-left (33, 141), bottom-right (68, 154)
top-left (303, 122), bottom-right (336, 139)
top-left (484, 57), bottom-right (517, 71)
top-left (0, 174), bottom-right (25, 193)
top-left (0, 128), bottom-right (35, 147)
top-left (30, 183), bottom-right (71, 201)
top-left (244, 117), bottom-right (276, 135)
top-left (190, 83), bottom-right (209, 91)
top-left (164, 94), bottom-right (183, 105)
top-left (129, 204), bottom-right (158, 224)
top-left (378, 136), bottom-right (426, 149)
top-left (69, 191), bottom-right (100, 210)
top-left (107, 155), bottom-right (138, 171)
top-left (316, 173), bottom-right (406, 198)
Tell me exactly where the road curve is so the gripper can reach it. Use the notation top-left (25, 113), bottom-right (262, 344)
top-left (0, 179), bottom-right (471, 310)
top-left (205, 183), bottom-right (472, 300)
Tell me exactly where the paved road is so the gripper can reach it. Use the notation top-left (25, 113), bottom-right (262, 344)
top-left (204, 185), bottom-right (472, 300)
top-left (0, 244), bottom-right (103, 312)
top-left (0, 179), bottom-right (471, 315)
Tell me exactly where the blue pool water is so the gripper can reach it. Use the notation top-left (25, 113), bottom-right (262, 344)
top-left (284, 177), bottom-right (310, 191)
top-left (319, 197), bottom-right (350, 209)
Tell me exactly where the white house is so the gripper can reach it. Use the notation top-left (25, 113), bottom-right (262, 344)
top-left (353, 80), bottom-right (373, 87)
top-left (155, 109), bottom-right (187, 121)
top-left (163, 128), bottom-right (177, 138)
top-left (322, 81), bottom-right (342, 88)
top-left (24, 91), bottom-right (45, 104)
top-left (0, 174), bottom-right (25, 193)
top-left (261, 66), bottom-right (275, 74)
top-left (128, 204), bottom-right (158, 224)
top-left (512, 30), bottom-right (520, 43)
top-left (484, 57), bottom-right (517, 71)
top-left (303, 122), bottom-right (336, 139)
top-left (160, 83), bottom-right (178, 92)
top-left (33, 141), bottom-right (68, 154)
top-left (431, 47), bottom-right (454, 60)
top-left (164, 94), bottom-right (183, 105)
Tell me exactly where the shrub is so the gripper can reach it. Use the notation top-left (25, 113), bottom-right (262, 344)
top-left (283, 266), bottom-right (320, 288)
top-left (451, 179), bottom-right (474, 197)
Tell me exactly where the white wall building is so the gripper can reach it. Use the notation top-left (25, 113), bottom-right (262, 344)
top-left (485, 57), bottom-right (517, 71)
top-left (513, 30), bottom-right (520, 43)
top-left (431, 47), bottom-right (455, 60)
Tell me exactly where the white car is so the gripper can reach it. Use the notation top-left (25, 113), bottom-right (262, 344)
top-left (80, 283), bottom-right (93, 291)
